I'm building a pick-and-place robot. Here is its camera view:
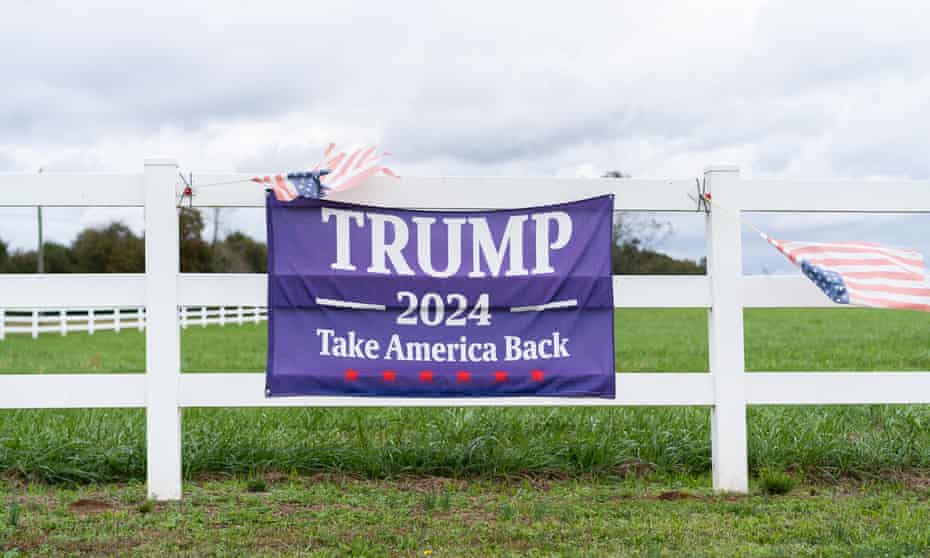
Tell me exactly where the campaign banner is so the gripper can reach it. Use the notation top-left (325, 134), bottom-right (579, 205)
top-left (265, 195), bottom-right (615, 398)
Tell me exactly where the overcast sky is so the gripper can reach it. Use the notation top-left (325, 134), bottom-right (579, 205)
top-left (1, 0), bottom-right (929, 272)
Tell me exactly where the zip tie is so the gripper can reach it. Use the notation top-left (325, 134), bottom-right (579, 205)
top-left (177, 172), bottom-right (194, 209)
top-left (688, 177), bottom-right (767, 239)
top-left (688, 178), bottom-right (711, 214)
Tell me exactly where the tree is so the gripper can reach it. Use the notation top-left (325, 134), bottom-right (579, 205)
top-left (0, 214), bottom-right (271, 274)
top-left (3, 250), bottom-right (37, 273)
top-left (603, 170), bottom-right (705, 275)
top-left (71, 223), bottom-right (144, 273)
top-left (41, 242), bottom-right (77, 273)
top-left (213, 231), bottom-right (267, 273)
top-left (612, 238), bottom-right (705, 275)
top-left (179, 208), bottom-right (213, 272)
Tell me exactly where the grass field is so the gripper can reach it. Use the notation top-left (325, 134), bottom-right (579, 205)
top-left (3, 308), bottom-right (930, 555)
top-left (5, 476), bottom-right (930, 557)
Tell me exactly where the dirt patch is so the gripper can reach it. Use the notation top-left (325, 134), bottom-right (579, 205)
top-left (293, 472), bottom-right (367, 487)
top-left (654, 490), bottom-right (696, 501)
top-left (717, 492), bottom-right (748, 502)
top-left (190, 471), bottom-right (236, 483)
top-left (273, 502), bottom-right (353, 516)
top-left (513, 475), bottom-right (558, 491)
top-left (394, 476), bottom-right (462, 493)
top-left (263, 471), bottom-right (291, 484)
top-left (56, 540), bottom-right (141, 557)
top-left (885, 469), bottom-right (930, 492)
top-left (614, 459), bottom-right (657, 478)
top-left (68, 498), bottom-right (114, 514)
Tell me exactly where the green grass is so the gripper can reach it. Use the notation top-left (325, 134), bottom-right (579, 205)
top-left (3, 476), bottom-right (930, 556)
top-left (2, 308), bottom-right (929, 373)
top-left (1, 309), bottom-right (930, 485)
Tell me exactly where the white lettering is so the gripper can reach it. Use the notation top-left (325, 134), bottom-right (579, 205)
top-left (316, 328), bottom-right (335, 355)
top-left (532, 212), bottom-right (573, 274)
top-left (468, 216), bottom-right (529, 278)
top-left (326, 210), bottom-right (575, 277)
top-left (504, 333), bottom-right (571, 360)
top-left (413, 217), bottom-right (466, 278)
top-left (321, 208), bottom-right (364, 271)
top-left (385, 334), bottom-right (404, 360)
top-left (367, 213), bottom-right (415, 275)
top-left (504, 336), bottom-right (522, 361)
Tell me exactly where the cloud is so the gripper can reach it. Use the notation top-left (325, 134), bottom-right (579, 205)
top-left (1, 0), bottom-right (929, 261)
top-left (4, 0), bottom-right (926, 179)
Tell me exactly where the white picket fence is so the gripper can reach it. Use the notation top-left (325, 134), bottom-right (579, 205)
top-left (0, 307), bottom-right (267, 339)
top-left (2, 160), bottom-right (930, 500)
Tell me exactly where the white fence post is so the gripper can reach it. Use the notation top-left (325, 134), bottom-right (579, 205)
top-left (0, 309), bottom-right (4, 340)
top-left (236, 306), bottom-right (244, 326)
top-left (31, 310), bottom-right (38, 339)
top-left (138, 307), bottom-right (145, 331)
top-left (180, 306), bottom-right (188, 329)
top-left (114, 308), bottom-right (121, 333)
top-left (200, 306), bottom-right (207, 328)
top-left (705, 164), bottom-right (749, 494)
top-left (253, 306), bottom-right (260, 324)
top-left (144, 157), bottom-right (183, 501)
top-left (59, 310), bottom-right (66, 336)
top-left (88, 309), bottom-right (95, 335)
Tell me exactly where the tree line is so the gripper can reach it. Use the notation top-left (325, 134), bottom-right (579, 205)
top-left (0, 208), bottom-right (704, 275)
top-left (0, 209), bottom-right (266, 274)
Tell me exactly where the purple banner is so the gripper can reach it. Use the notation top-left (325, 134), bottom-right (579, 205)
top-left (265, 195), bottom-right (615, 398)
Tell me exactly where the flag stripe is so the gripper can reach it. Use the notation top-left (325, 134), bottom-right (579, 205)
top-left (800, 251), bottom-right (924, 265)
top-left (355, 146), bottom-right (377, 170)
top-left (803, 257), bottom-right (922, 269)
top-left (806, 263), bottom-right (925, 277)
top-left (833, 270), bottom-right (923, 281)
top-left (848, 291), bottom-right (930, 311)
top-left (802, 252), bottom-right (924, 274)
top-left (782, 242), bottom-right (922, 261)
top-left (847, 287), bottom-right (930, 305)
top-left (788, 247), bottom-right (924, 265)
top-left (844, 279), bottom-right (930, 297)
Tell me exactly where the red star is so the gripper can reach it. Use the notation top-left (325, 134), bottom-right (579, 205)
top-left (382, 370), bottom-right (397, 383)
top-left (531, 369), bottom-right (545, 382)
top-left (456, 370), bottom-right (471, 383)
top-left (419, 370), bottom-right (434, 383)
top-left (493, 370), bottom-right (508, 383)
top-left (344, 369), bottom-right (359, 381)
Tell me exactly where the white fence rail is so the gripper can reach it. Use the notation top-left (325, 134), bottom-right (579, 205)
top-left (0, 307), bottom-right (267, 339)
top-left (1, 160), bottom-right (929, 500)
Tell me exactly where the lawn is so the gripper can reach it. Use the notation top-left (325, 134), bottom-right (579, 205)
top-left (4, 476), bottom-right (930, 557)
top-left (3, 308), bottom-right (930, 555)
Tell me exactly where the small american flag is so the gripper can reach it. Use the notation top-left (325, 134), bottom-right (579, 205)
top-left (253, 143), bottom-right (397, 202)
top-left (315, 143), bottom-right (397, 193)
top-left (764, 234), bottom-right (930, 311)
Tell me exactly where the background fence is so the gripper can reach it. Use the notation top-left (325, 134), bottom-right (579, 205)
top-left (0, 306), bottom-right (267, 339)
top-left (2, 160), bottom-right (930, 500)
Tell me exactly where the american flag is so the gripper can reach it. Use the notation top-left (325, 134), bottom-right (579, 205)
top-left (253, 143), bottom-right (397, 202)
top-left (763, 234), bottom-right (930, 311)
